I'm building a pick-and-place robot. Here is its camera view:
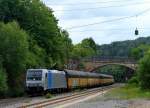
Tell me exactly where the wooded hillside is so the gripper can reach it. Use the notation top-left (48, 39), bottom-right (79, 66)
top-left (97, 37), bottom-right (150, 57)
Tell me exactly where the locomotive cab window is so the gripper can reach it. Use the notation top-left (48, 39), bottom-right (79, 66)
top-left (45, 73), bottom-right (47, 78)
top-left (27, 70), bottom-right (42, 81)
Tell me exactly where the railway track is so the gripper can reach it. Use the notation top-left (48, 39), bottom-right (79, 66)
top-left (19, 84), bottom-right (116, 108)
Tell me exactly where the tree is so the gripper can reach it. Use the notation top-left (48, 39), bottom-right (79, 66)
top-left (49, 29), bottom-right (73, 69)
top-left (0, 69), bottom-right (8, 96)
top-left (58, 30), bottom-right (73, 68)
top-left (137, 50), bottom-right (150, 89)
top-left (0, 22), bottom-right (29, 96)
top-left (0, 0), bottom-right (68, 68)
top-left (71, 38), bottom-right (97, 59)
top-left (81, 38), bottom-right (97, 52)
top-left (0, 59), bottom-right (8, 96)
top-left (130, 44), bottom-right (150, 60)
top-left (97, 36), bottom-right (150, 57)
top-left (70, 38), bottom-right (97, 70)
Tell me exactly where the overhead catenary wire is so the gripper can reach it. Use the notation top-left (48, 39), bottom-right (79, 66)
top-left (66, 16), bottom-right (136, 29)
top-left (52, 2), bottom-right (150, 12)
top-left (65, 8), bottom-right (150, 30)
top-left (46, 0), bottom-right (136, 6)
top-left (69, 28), bottom-right (150, 32)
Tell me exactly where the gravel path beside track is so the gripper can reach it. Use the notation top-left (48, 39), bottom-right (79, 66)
top-left (63, 84), bottom-right (150, 108)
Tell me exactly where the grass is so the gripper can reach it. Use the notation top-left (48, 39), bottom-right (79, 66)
top-left (45, 93), bottom-right (53, 99)
top-left (104, 84), bottom-right (150, 100)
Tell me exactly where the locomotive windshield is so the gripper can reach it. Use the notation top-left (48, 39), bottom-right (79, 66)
top-left (27, 70), bottom-right (42, 81)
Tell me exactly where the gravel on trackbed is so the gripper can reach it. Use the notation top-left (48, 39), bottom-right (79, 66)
top-left (65, 94), bottom-right (150, 108)
top-left (0, 96), bottom-right (46, 108)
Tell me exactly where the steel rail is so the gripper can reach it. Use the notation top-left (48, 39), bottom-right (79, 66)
top-left (19, 85), bottom-right (115, 108)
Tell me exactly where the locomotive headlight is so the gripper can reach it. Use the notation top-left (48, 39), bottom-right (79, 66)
top-left (26, 83), bottom-right (30, 87)
top-left (38, 83), bottom-right (42, 86)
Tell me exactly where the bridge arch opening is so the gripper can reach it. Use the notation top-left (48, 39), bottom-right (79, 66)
top-left (92, 64), bottom-right (135, 83)
top-left (91, 63), bottom-right (135, 72)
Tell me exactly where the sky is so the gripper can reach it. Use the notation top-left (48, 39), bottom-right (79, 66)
top-left (42, 0), bottom-right (150, 45)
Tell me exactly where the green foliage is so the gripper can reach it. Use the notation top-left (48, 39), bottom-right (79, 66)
top-left (130, 48), bottom-right (142, 60)
top-left (26, 39), bottom-right (46, 68)
top-left (130, 44), bottom-right (150, 60)
top-left (78, 62), bottom-right (85, 70)
top-left (98, 36), bottom-right (150, 57)
top-left (55, 30), bottom-right (73, 68)
top-left (137, 51), bottom-right (150, 89)
top-left (0, 0), bottom-right (73, 69)
top-left (96, 65), bottom-right (127, 82)
top-left (45, 93), bottom-right (52, 99)
top-left (0, 22), bottom-right (29, 96)
top-left (71, 38), bottom-right (97, 59)
top-left (81, 38), bottom-right (97, 52)
top-left (105, 84), bottom-right (150, 99)
top-left (128, 76), bottom-right (139, 85)
top-left (0, 67), bottom-right (8, 96)
top-left (0, 0), bottom-right (98, 97)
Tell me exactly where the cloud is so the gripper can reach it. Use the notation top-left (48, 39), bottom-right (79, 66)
top-left (42, 0), bottom-right (150, 45)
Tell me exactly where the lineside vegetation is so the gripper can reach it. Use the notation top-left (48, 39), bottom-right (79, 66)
top-left (107, 44), bottom-right (150, 99)
top-left (0, 0), bottom-right (97, 97)
top-left (105, 84), bottom-right (150, 99)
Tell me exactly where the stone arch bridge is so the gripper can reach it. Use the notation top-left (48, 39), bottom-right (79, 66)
top-left (68, 56), bottom-right (137, 72)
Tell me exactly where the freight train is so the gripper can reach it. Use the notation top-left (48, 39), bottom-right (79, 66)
top-left (26, 69), bottom-right (114, 93)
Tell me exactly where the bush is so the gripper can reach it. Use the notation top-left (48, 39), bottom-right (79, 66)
top-left (45, 93), bottom-right (52, 99)
top-left (137, 51), bottom-right (150, 89)
top-left (0, 22), bottom-right (29, 96)
top-left (128, 76), bottom-right (139, 85)
top-left (0, 68), bottom-right (8, 97)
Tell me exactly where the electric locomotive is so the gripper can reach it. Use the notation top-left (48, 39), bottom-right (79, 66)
top-left (26, 69), bottom-right (67, 93)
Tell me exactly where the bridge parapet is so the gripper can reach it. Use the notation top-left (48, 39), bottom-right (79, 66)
top-left (67, 56), bottom-right (137, 72)
top-left (82, 56), bottom-right (137, 64)
top-left (82, 56), bottom-right (137, 72)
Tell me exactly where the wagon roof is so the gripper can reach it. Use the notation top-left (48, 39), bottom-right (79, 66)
top-left (64, 69), bottom-right (113, 78)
